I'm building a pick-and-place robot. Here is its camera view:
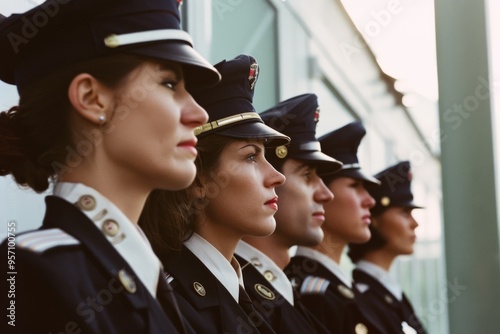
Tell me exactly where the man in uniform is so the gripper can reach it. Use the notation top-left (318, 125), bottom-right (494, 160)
top-left (235, 93), bottom-right (342, 334)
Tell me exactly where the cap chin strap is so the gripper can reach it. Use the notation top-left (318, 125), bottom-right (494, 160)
top-left (104, 29), bottom-right (193, 48)
top-left (194, 112), bottom-right (262, 136)
top-left (340, 163), bottom-right (361, 169)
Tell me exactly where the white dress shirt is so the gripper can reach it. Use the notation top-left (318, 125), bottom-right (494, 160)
top-left (236, 240), bottom-right (295, 305)
top-left (295, 246), bottom-right (352, 288)
top-left (184, 233), bottom-right (244, 302)
top-left (355, 260), bottom-right (403, 300)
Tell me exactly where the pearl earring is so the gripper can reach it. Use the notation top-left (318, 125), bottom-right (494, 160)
top-left (98, 115), bottom-right (106, 123)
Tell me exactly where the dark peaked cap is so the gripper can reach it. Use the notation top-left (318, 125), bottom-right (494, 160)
top-left (366, 160), bottom-right (423, 214)
top-left (260, 93), bottom-right (342, 174)
top-left (319, 121), bottom-right (380, 184)
top-left (192, 54), bottom-right (289, 147)
top-left (0, 0), bottom-right (220, 91)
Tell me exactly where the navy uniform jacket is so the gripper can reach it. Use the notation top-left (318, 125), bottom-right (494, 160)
top-left (286, 256), bottom-right (385, 334)
top-left (0, 196), bottom-right (185, 334)
top-left (160, 246), bottom-right (275, 334)
top-left (353, 269), bottom-right (428, 334)
top-left (236, 254), bottom-right (330, 334)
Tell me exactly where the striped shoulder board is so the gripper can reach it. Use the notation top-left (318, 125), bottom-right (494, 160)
top-left (16, 228), bottom-right (79, 253)
top-left (300, 275), bottom-right (330, 295)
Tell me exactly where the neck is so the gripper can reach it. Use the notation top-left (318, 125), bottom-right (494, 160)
top-left (243, 234), bottom-right (291, 269)
top-left (313, 232), bottom-right (347, 264)
top-left (60, 170), bottom-right (149, 225)
top-left (361, 250), bottom-right (396, 271)
top-left (195, 218), bottom-right (240, 262)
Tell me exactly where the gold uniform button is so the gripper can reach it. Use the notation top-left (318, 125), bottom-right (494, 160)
top-left (193, 282), bottom-right (206, 296)
top-left (102, 219), bottom-right (120, 237)
top-left (355, 322), bottom-right (368, 334)
top-left (118, 269), bottom-right (137, 293)
top-left (337, 284), bottom-right (355, 299)
top-left (275, 145), bottom-right (288, 159)
top-left (104, 34), bottom-right (119, 48)
top-left (76, 195), bottom-right (96, 211)
top-left (381, 196), bottom-right (391, 206)
top-left (384, 294), bottom-right (394, 304)
top-left (254, 283), bottom-right (275, 300)
top-left (263, 270), bottom-right (276, 282)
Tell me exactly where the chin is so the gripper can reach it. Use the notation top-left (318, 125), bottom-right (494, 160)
top-left (351, 231), bottom-right (371, 244)
top-left (299, 232), bottom-right (323, 247)
top-left (254, 219), bottom-right (276, 237)
top-left (403, 248), bottom-right (414, 255)
top-left (167, 167), bottom-right (197, 190)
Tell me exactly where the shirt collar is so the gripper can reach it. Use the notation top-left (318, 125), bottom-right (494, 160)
top-left (184, 233), bottom-right (243, 302)
top-left (53, 182), bottom-right (161, 297)
top-left (356, 260), bottom-right (403, 300)
top-left (295, 246), bottom-right (352, 288)
top-left (236, 241), bottom-right (295, 305)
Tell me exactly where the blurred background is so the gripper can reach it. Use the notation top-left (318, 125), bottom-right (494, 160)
top-left (1, 0), bottom-right (499, 332)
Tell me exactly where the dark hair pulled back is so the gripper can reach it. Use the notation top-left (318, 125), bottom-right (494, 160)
top-left (0, 54), bottom-right (146, 192)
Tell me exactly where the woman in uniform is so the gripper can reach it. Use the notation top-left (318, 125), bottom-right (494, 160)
top-left (0, 0), bottom-right (219, 333)
top-left (348, 161), bottom-right (428, 334)
top-left (140, 54), bottom-right (288, 333)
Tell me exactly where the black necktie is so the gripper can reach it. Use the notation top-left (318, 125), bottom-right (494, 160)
top-left (238, 285), bottom-right (276, 334)
top-left (238, 284), bottom-right (255, 315)
top-left (156, 271), bottom-right (187, 334)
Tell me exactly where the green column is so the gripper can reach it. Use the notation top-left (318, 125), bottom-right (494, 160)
top-left (435, 0), bottom-right (500, 332)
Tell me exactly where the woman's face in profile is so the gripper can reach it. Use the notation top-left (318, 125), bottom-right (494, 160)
top-left (101, 60), bottom-right (208, 191)
top-left (373, 206), bottom-right (419, 255)
top-left (322, 177), bottom-right (375, 244)
top-left (200, 139), bottom-right (285, 237)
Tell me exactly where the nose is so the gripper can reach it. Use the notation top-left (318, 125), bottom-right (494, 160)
top-left (362, 188), bottom-right (376, 208)
top-left (410, 215), bottom-right (419, 229)
top-left (314, 178), bottom-right (334, 204)
top-left (265, 161), bottom-right (286, 187)
top-left (182, 91), bottom-right (209, 128)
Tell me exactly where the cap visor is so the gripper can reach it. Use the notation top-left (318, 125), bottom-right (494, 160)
top-left (401, 201), bottom-right (424, 209)
top-left (337, 169), bottom-right (381, 185)
top-left (292, 151), bottom-right (343, 175)
top-left (126, 42), bottom-right (221, 89)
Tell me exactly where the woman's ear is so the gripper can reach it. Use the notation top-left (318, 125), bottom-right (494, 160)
top-left (68, 73), bottom-right (114, 125)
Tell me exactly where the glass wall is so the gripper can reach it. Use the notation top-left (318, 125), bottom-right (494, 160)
top-left (209, 0), bottom-right (278, 113)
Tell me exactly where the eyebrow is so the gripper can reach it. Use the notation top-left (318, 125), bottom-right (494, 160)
top-left (157, 63), bottom-right (183, 80)
top-left (292, 161), bottom-right (316, 173)
top-left (238, 143), bottom-right (264, 152)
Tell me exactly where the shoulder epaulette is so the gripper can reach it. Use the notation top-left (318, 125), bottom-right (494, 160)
top-left (16, 228), bottom-right (80, 253)
top-left (300, 275), bottom-right (330, 295)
